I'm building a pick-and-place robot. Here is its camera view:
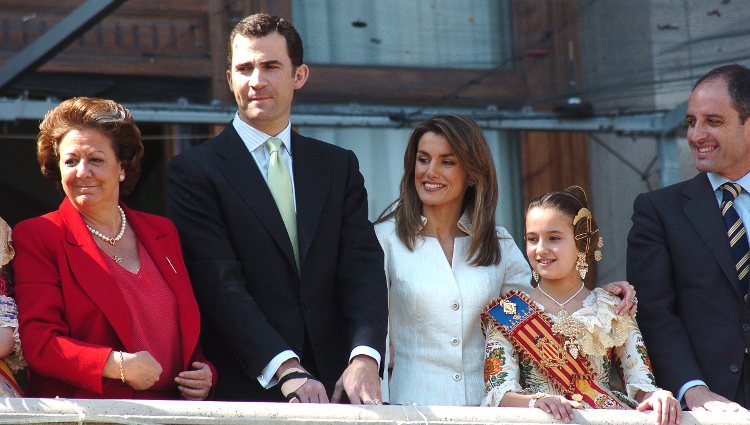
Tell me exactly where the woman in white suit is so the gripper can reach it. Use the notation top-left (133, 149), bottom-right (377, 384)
top-left (375, 114), bottom-right (636, 406)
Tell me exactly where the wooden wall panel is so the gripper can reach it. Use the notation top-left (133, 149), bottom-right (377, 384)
top-left (521, 131), bottom-right (590, 204)
top-left (0, 3), bottom-right (213, 78)
top-left (521, 130), bottom-right (595, 286)
top-left (209, 0), bottom-right (231, 103)
top-left (516, 0), bottom-right (591, 237)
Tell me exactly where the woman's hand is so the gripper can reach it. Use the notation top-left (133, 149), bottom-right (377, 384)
top-left (0, 327), bottom-right (16, 358)
top-left (122, 351), bottom-right (163, 390)
top-left (176, 361), bottom-right (213, 401)
top-left (534, 395), bottom-right (582, 423)
top-left (104, 350), bottom-right (162, 390)
top-left (602, 281), bottom-right (638, 316)
top-left (638, 390), bottom-right (681, 425)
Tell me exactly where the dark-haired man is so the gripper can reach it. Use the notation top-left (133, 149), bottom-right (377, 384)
top-left (166, 13), bottom-right (387, 404)
top-left (628, 64), bottom-right (750, 411)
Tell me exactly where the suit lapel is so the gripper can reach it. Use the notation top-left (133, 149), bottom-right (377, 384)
top-left (292, 132), bottom-right (330, 269)
top-left (683, 173), bottom-right (742, 298)
top-left (125, 206), bottom-right (199, 367)
top-left (216, 125), bottom-right (298, 272)
top-left (59, 199), bottom-right (133, 348)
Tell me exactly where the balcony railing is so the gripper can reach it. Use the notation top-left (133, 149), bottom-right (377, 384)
top-left (0, 398), bottom-right (746, 424)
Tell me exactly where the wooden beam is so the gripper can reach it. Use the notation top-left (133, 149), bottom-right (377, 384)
top-left (299, 66), bottom-right (526, 106)
top-left (0, 0), bottom-right (127, 92)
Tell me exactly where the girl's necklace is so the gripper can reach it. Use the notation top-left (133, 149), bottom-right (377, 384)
top-left (537, 281), bottom-right (585, 317)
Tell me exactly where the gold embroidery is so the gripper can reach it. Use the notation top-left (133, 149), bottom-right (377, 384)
top-left (502, 300), bottom-right (516, 316)
top-left (537, 337), bottom-right (567, 368)
top-left (594, 394), bottom-right (620, 409)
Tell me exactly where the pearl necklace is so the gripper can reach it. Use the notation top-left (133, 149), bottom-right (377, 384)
top-left (86, 206), bottom-right (127, 246)
top-left (537, 281), bottom-right (585, 318)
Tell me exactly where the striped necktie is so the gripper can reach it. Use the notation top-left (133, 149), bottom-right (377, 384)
top-left (266, 137), bottom-right (299, 271)
top-left (720, 183), bottom-right (750, 299)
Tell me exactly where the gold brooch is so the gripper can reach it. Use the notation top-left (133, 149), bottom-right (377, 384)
top-left (553, 316), bottom-right (586, 359)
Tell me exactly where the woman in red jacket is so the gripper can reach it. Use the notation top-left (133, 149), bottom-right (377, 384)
top-left (13, 97), bottom-right (215, 399)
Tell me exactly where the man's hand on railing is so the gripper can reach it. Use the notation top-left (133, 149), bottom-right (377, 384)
top-left (176, 361), bottom-right (212, 401)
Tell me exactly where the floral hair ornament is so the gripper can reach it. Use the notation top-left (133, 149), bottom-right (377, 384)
top-left (572, 207), bottom-right (602, 261)
top-left (565, 185), bottom-right (603, 263)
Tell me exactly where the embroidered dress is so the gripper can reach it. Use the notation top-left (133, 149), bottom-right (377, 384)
top-left (0, 219), bottom-right (25, 397)
top-left (375, 213), bottom-right (532, 406)
top-left (481, 288), bottom-right (658, 408)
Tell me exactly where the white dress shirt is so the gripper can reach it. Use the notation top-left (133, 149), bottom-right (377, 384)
top-left (231, 114), bottom-right (380, 388)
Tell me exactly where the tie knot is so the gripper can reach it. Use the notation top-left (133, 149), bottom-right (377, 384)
top-left (722, 183), bottom-right (743, 202)
top-left (267, 137), bottom-right (283, 153)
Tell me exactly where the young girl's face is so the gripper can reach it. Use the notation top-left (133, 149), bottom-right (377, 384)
top-left (525, 207), bottom-right (580, 283)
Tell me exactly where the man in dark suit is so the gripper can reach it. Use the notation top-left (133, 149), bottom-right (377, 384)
top-left (165, 13), bottom-right (387, 404)
top-left (627, 64), bottom-right (750, 412)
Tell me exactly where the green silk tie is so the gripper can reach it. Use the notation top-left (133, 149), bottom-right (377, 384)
top-left (266, 137), bottom-right (299, 270)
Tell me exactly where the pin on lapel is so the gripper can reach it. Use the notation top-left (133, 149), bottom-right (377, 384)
top-left (166, 257), bottom-right (177, 274)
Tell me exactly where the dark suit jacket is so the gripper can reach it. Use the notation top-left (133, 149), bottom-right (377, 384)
top-left (627, 173), bottom-right (750, 404)
top-left (13, 198), bottom-right (215, 399)
top-left (165, 124), bottom-right (387, 401)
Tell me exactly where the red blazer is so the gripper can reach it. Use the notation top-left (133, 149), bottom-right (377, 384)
top-left (13, 198), bottom-right (216, 399)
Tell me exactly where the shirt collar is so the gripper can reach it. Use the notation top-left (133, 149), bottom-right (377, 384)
top-left (232, 112), bottom-right (293, 154)
top-left (707, 171), bottom-right (750, 193)
top-left (419, 210), bottom-right (473, 236)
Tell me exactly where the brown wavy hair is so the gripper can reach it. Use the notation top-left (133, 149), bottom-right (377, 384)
top-left (376, 114), bottom-right (501, 266)
top-left (37, 97), bottom-right (144, 196)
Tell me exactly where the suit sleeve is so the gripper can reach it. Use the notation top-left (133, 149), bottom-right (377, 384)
top-left (162, 219), bottom-right (219, 394)
top-left (335, 151), bottom-right (388, 362)
top-left (166, 154), bottom-right (292, 379)
top-left (13, 221), bottom-right (112, 393)
top-left (626, 193), bottom-right (704, 394)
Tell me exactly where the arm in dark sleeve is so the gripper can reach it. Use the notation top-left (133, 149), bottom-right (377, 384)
top-left (335, 150), bottom-right (388, 362)
top-left (626, 193), bottom-right (704, 394)
top-left (166, 154), bottom-right (291, 379)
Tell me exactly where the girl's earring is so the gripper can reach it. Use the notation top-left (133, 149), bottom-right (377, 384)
top-left (119, 174), bottom-right (125, 182)
top-left (576, 252), bottom-right (588, 280)
top-left (532, 269), bottom-right (540, 283)
top-left (594, 237), bottom-right (604, 262)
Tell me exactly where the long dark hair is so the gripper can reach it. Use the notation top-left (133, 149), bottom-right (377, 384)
top-left (376, 114), bottom-right (501, 266)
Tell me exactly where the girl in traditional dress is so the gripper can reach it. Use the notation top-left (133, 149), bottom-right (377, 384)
top-left (0, 216), bottom-right (25, 396)
top-left (481, 187), bottom-right (679, 424)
